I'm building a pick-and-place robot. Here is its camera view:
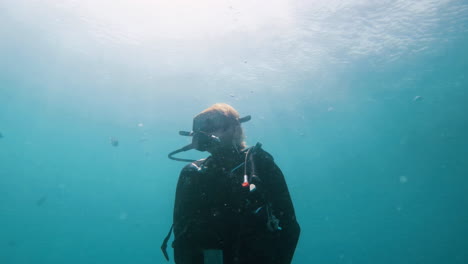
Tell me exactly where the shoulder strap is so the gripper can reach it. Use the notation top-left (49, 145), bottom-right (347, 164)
top-left (245, 142), bottom-right (263, 181)
top-left (160, 224), bottom-right (173, 261)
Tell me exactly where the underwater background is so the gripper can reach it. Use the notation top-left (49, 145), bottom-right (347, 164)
top-left (1, 0), bottom-right (467, 263)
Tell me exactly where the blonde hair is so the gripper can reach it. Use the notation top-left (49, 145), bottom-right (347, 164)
top-left (194, 103), bottom-right (247, 149)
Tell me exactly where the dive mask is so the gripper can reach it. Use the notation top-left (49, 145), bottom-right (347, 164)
top-left (168, 115), bottom-right (251, 162)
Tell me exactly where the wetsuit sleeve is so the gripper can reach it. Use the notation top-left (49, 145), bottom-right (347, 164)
top-left (257, 151), bottom-right (301, 264)
top-left (173, 165), bottom-right (204, 264)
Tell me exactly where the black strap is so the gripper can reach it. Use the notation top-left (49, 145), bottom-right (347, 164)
top-left (161, 224), bottom-right (174, 261)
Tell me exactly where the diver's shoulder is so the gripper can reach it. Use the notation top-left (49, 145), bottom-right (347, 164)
top-left (251, 142), bottom-right (275, 162)
top-left (181, 158), bottom-right (209, 173)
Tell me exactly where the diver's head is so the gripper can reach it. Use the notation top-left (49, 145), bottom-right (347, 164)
top-left (168, 103), bottom-right (250, 162)
top-left (192, 103), bottom-right (246, 153)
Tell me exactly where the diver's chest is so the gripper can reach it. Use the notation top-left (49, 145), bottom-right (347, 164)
top-left (196, 166), bottom-right (264, 212)
top-left (198, 167), bottom-right (245, 202)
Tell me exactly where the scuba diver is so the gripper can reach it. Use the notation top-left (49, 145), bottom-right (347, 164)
top-left (162, 103), bottom-right (300, 264)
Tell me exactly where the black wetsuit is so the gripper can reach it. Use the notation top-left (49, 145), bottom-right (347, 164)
top-left (172, 145), bottom-right (300, 264)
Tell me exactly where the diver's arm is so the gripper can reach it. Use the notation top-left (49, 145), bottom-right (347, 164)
top-left (270, 161), bottom-right (301, 263)
top-left (173, 165), bottom-right (204, 264)
top-left (259, 152), bottom-right (301, 264)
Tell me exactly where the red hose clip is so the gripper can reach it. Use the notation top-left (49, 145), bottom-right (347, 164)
top-left (242, 175), bottom-right (249, 187)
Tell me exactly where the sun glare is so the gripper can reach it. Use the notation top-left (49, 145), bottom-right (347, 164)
top-left (61, 0), bottom-right (294, 41)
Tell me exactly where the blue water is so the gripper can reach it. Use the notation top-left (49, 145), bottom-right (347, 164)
top-left (1, 1), bottom-right (467, 263)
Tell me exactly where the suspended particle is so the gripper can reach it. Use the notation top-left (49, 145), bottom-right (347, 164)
top-left (110, 137), bottom-right (119, 147)
top-left (413, 96), bottom-right (423, 102)
top-left (399, 176), bottom-right (408, 183)
top-left (7, 241), bottom-right (17, 248)
top-left (119, 212), bottom-right (128, 221)
top-left (36, 195), bottom-right (48, 207)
